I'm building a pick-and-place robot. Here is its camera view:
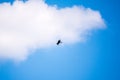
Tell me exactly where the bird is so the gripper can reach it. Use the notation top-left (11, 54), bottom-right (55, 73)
top-left (56, 40), bottom-right (62, 45)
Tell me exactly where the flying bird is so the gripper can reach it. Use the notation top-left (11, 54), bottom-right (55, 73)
top-left (56, 40), bottom-right (62, 45)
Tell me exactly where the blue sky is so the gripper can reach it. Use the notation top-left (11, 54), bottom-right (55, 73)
top-left (0, 0), bottom-right (120, 80)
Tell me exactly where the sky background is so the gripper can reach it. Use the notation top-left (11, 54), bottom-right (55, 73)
top-left (0, 0), bottom-right (120, 80)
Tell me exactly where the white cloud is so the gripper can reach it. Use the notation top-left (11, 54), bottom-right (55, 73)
top-left (0, 0), bottom-right (105, 61)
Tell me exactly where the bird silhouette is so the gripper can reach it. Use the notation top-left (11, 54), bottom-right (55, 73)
top-left (56, 40), bottom-right (62, 45)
